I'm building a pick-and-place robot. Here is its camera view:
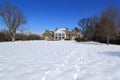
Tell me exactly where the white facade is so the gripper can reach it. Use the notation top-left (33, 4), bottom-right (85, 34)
top-left (54, 28), bottom-right (66, 40)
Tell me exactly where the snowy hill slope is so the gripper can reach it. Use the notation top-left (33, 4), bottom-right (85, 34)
top-left (0, 41), bottom-right (120, 80)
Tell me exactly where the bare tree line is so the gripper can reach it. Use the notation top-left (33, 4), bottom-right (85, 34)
top-left (0, 30), bottom-right (42, 41)
top-left (78, 6), bottom-right (120, 45)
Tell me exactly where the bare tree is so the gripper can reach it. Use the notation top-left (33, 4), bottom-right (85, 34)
top-left (78, 18), bottom-right (89, 38)
top-left (0, 1), bottom-right (26, 42)
top-left (95, 17), bottom-right (116, 44)
top-left (78, 17), bottom-right (98, 40)
top-left (98, 6), bottom-right (120, 45)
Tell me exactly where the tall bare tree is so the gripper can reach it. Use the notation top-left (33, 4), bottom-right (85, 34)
top-left (95, 17), bottom-right (116, 44)
top-left (97, 6), bottom-right (120, 45)
top-left (78, 17), bottom-right (98, 40)
top-left (78, 18), bottom-right (89, 38)
top-left (0, 1), bottom-right (26, 42)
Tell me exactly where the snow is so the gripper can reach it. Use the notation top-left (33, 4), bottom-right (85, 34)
top-left (54, 28), bottom-right (66, 34)
top-left (54, 30), bottom-right (66, 34)
top-left (0, 41), bottom-right (120, 80)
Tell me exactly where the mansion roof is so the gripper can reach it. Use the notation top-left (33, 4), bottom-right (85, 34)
top-left (54, 28), bottom-right (67, 34)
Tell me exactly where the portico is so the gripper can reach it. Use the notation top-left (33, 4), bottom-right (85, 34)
top-left (54, 29), bottom-right (66, 40)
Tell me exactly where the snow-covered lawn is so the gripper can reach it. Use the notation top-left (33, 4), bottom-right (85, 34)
top-left (0, 41), bottom-right (120, 80)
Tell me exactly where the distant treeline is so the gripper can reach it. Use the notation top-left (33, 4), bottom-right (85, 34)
top-left (76, 6), bottom-right (120, 45)
top-left (0, 30), bottom-right (42, 42)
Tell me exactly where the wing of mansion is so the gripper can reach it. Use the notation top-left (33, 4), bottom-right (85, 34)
top-left (43, 28), bottom-right (81, 40)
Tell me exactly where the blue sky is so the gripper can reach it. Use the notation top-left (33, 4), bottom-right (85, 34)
top-left (0, 0), bottom-right (120, 33)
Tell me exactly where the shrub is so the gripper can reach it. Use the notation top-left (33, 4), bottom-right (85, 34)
top-left (75, 37), bottom-right (88, 42)
top-left (0, 32), bottom-right (5, 41)
top-left (64, 38), bottom-right (70, 40)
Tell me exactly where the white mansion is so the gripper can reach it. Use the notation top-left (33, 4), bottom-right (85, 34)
top-left (54, 28), bottom-right (67, 40)
top-left (43, 28), bottom-right (80, 40)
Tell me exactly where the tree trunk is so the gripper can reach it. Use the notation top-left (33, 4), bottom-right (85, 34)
top-left (107, 35), bottom-right (110, 45)
top-left (11, 33), bottom-right (15, 42)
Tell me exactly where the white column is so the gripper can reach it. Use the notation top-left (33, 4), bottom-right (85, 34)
top-left (57, 33), bottom-right (59, 40)
top-left (61, 33), bottom-right (62, 40)
top-left (64, 33), bottom-right (66, 39)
